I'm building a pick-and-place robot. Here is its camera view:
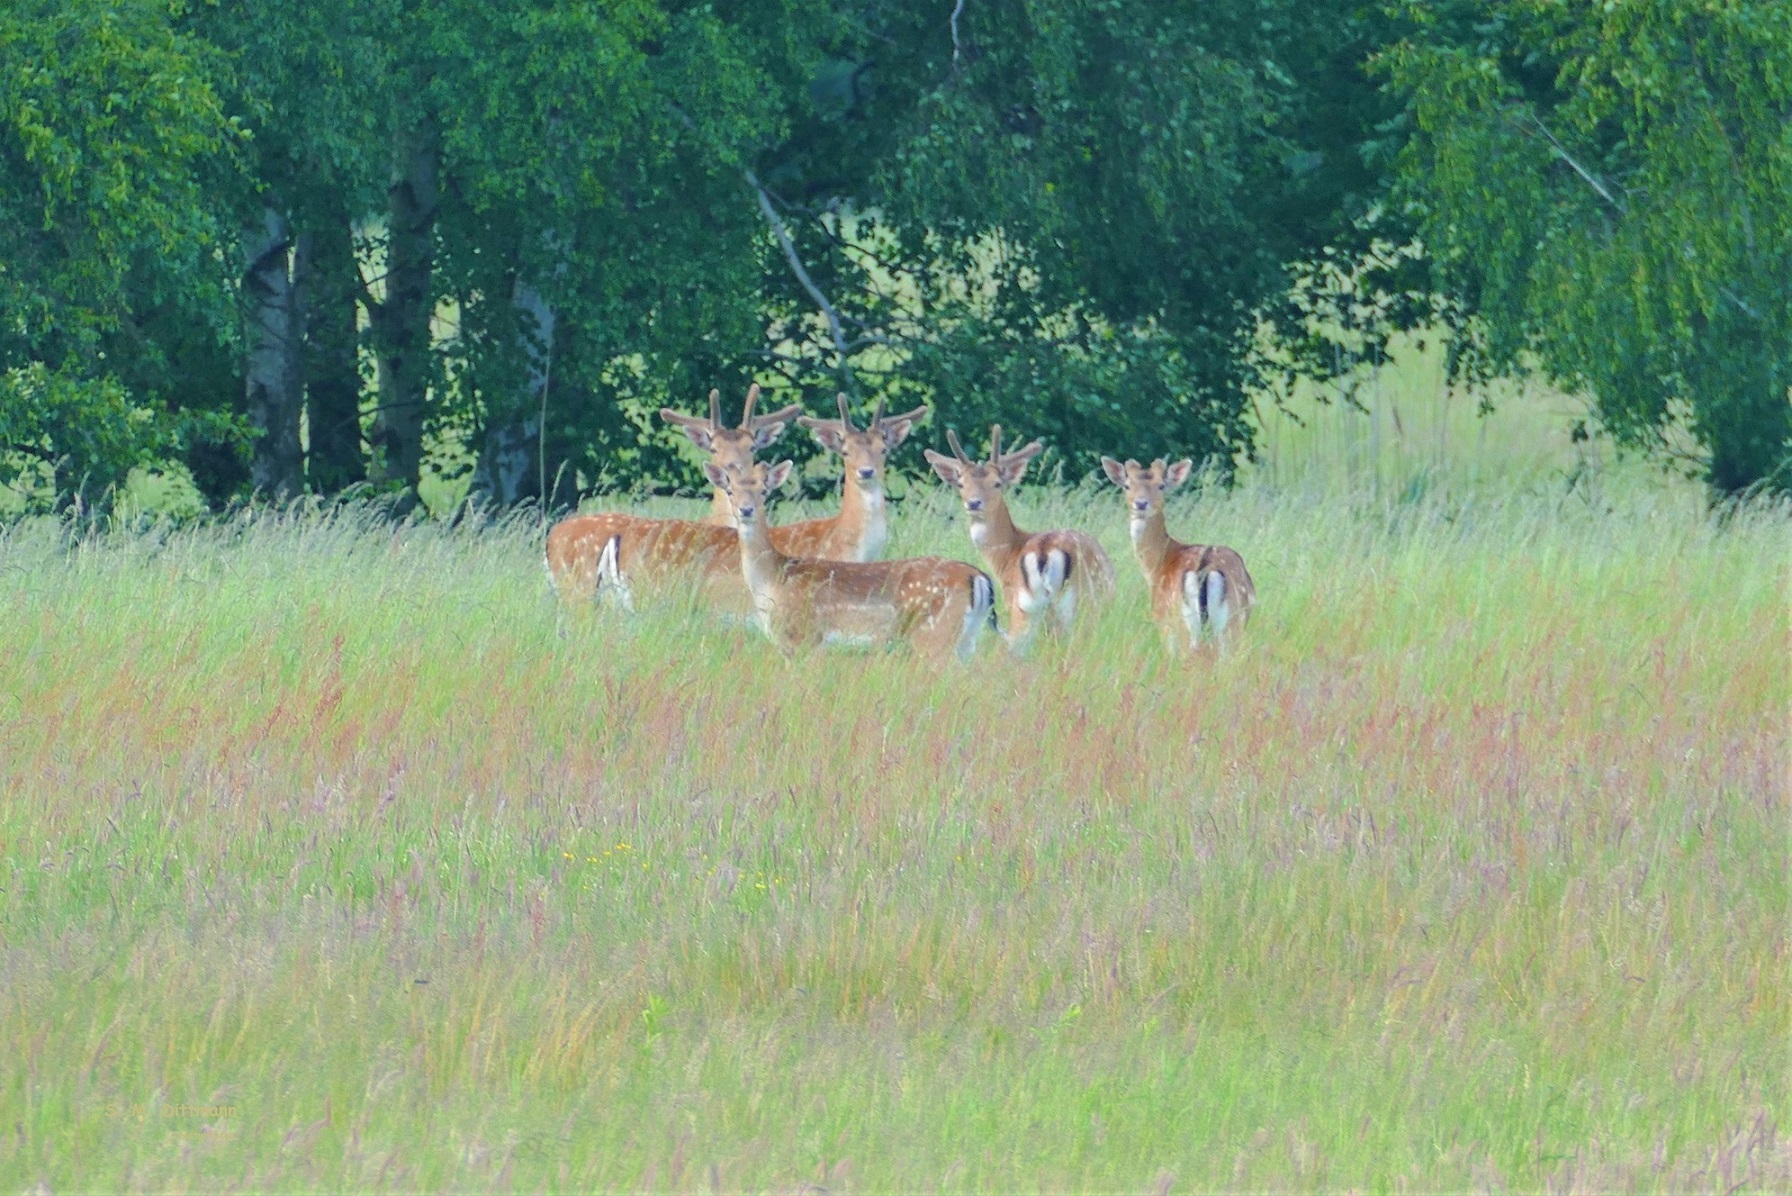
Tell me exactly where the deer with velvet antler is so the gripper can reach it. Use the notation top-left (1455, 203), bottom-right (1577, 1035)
top-left (782, 395), bottom-right (928, 562)
top-left (545, 384), bottom-right (802, 610)
top-left (924, 425), bottom-right (1114, 648)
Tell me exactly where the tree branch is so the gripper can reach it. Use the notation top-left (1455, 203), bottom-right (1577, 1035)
top-left (1510, 107), bottom-right (1762, 324)
top-left (668, 101), bottom-right (883, 374)
top-left (1513, 108), bottom-right (1626, 212)
top-left (744, 166), bottom-right (856, 377)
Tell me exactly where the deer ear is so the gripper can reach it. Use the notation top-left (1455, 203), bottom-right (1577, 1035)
top-left (806, 422), bottom-right (848, 454)
top-left (880, 406), bottom-right (930, 449)
top-left (750, 403), bottom-right (806, 448)
top-left (997, 441), bottom-right (1044, 485)
top-left (663, 410), bottom-right (716, 451)
top-left (1164, 459), bottom-right (1194, 488)
top-left (923, 449), bottom-right (962, 486)
top-left (765, 460), bottom-right (794, 491)
top-left (702, 462), bottom-right (730, 490)
top-left (1099, 456), bottom-right (1127, 487)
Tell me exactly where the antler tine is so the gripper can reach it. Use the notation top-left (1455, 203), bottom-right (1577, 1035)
top-left (738, 382), bottom-right (760, 429)
top-left (837, 393), bottom-right (854, 431)
top-left (988, 424), bottom-right (1002, 465)
top-left (872, 395), bottom-right (885, 425)
top-left (707, 388), bottom-right (721, 429)
top-left (945, 428), bottom-right (970, 463)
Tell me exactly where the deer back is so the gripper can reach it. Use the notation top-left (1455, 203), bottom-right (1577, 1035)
top-left (547, 511), bottom-right (743, 605)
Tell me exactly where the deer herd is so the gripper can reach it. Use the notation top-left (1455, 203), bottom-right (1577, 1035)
top-left (545, 385), bottom-right (1256, 661)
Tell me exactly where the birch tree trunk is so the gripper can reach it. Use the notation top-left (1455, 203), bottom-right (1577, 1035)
top-left (369, 116), bottom-right (439, 506)
top-left (244, 205), bottom-right (306, 500)
top-left (470, 275), bottom-right (555, 508)
top-left (305, 205), bottom-right (365, 494)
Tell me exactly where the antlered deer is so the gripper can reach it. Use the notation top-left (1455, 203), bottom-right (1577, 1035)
top-left (924, 425), bottom-right (1114, 647)
top-left (780, 395), bottom-right (928, 562)
top-left (1100, 456), bottom-right (1255, 652)
top-left (545, 384), bottom-right (800, 609)
top-left (705, 458), bottom-right (996, 662)
top-left (660, 383), bottom-right (805, 526)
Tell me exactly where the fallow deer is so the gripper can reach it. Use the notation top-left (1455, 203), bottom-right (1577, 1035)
top-left (1100, 456), bottom-right (1255, 652)
top-left (659, 383), bottom-right (805, 526)
top-left (705, 459), bottom-right (997, 662)
top-left (545, 384), bottom-right (799, 609)
top-left (924, 425), bottom-right (1114, 647)
top-left (543, 509), bottom-right (738, 612)
top-left (781, 395), bottom-right (928, 562)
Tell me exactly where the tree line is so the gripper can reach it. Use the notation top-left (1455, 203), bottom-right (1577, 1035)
top-left (2, 0), bottom-right (1785, 514)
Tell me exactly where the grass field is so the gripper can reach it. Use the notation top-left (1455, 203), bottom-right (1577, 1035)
top-left (2, 358), bottom-right (1788, 1190)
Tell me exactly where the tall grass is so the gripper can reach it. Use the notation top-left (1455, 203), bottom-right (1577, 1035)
top-left (1, 372), bottom-right (1787, 1191)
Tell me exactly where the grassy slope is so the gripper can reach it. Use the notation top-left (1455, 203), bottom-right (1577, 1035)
top-left (1, 361), bottom-right (1787, 1191)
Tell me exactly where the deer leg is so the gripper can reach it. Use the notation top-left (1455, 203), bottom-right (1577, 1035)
top-left (955, 573), bottom-right (996, 661)
top-left (1003, 598), bottom-right (1039, 656)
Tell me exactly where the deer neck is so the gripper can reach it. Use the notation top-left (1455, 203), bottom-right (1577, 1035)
top-left (969, 496), bottom-right (1027, 576)
top-left (837, 472), bottom-right (886, 561)
top-left (706, 490), bottom-right (734, 526)
top-left (734, 503), bottom-right (789, 597)
top-left (1129, 506), bottom-right (1176, 576)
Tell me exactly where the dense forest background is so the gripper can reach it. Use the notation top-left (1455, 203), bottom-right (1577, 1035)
top-left (1, 0), bottom-right (1786, 513)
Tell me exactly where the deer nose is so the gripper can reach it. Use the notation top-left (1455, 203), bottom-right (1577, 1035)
top-left (1133, 500), bottom-right (1149, 512)
top-left (738, 504), bottom-right (755, 519)
top-left (966, 498), bottom-right (983, 512)
top-left (858, 467), bottom-right (875, 480)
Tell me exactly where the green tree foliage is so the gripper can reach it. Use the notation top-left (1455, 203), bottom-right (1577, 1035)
top-left (723, 0), bottom-right (1414, 482)
top-left (0, 0), bottom-right (243, 508)
top-left (14, 0), bottom-right (1778, 511)
top-left (423, 0), bottom-right (783, 504)
top-left (1380, 0), bottom-right (1792, 494)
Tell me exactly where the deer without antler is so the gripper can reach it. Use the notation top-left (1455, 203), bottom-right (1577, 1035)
top-left (781, 395), bottom-right (928, 562)
top-left (1100, 456), bottom-right (1255, 652)
top-left (545, 384), bottom-right (801, 609)
top-left (924, 425), bottom-right (1114, 647)
top-left (706, 458), bottom-right (997, 662)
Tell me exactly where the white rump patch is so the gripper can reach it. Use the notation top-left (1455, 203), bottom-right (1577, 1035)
top-left (595, 535), bottom-right (634, 611)
top-left (1018, 548), bottom-right (1069, 613)
top-left (957, 574), bottom-right (995, 661)
top-left (1180, 568), bottom-right (1228, 647)
top-left (1205, 570), bottom-right (1230, 640)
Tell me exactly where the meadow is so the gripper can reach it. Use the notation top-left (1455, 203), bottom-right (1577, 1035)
top-left (1, 356), bottom-right (1787, 1191)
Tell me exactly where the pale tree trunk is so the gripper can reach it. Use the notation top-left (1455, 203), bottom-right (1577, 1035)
top-left (305, 204), bottom-right (364, 494)
top-left (470, 275), bottom-right (555, 509)
top-left (369, 116), bottom-right (439, 508)
top-left (244, 205), bottom-right (306, 500)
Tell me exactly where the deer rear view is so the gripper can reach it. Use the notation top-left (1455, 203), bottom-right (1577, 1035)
top-left (1101, 455), bottom-right (1255, 652)
top-left (925, 425), bottom-right (1114, 648)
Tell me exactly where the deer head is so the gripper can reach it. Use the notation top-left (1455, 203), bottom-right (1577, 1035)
top-left (661, 383), bottom-right (805, 462)
top-left (702, 458), bottom-right (794, 528)
top-left (799, 395), bottom-right (929, 487)
top-left (1100, 455), bottom-right (1194, 519)
top-left (923, 424), bottom-right (1045, 521)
